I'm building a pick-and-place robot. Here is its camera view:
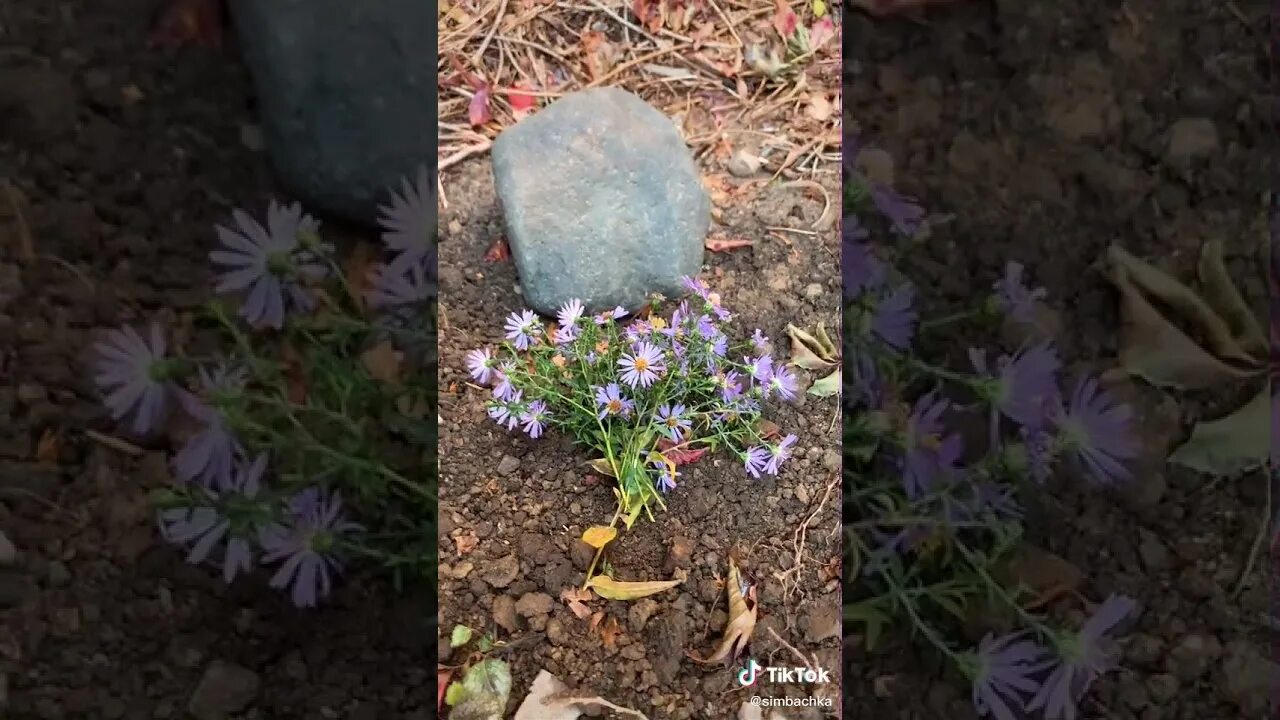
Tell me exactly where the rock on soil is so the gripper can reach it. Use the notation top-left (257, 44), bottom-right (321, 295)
top-left (481, 554), bottom-right (520, 588)
top-left (1220, 641), bottom-right (1277, 716)
top-left (228, 0), bottom-right (435, 223)
top-left (188, 661), bottom-right (261, 720)
top-left (491, 87), bottom-right (708, 316)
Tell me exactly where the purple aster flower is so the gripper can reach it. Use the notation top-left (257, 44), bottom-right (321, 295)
top-left (710, 335), bottom-right (728, 357)
top-left (751, 329), bottom-right (769, 352)
top-left (872, 283), bottom-right (917, 350)
top-left (366, 256), bottom-right (435, 309)
top-left (1020, 427), bottom-right (1054, 484)
top-left (846, 351), bottom-right (884, 410)
top-left (654, 403), bottom-right (692, 441)
top-left (970, 342), bottom-right (1061, 430)
top-left (520, 399), bottom-right (549, 439)
top-left (1052, 377), bottom-right (1139, 485)
top-left (593, 306), bottom-right (628, 325)
top-left (743, 446), bottom-right (771, 479)
top-left (681, 275), bottom-right (710, 299)
top-left (902, 392), bottom-right (964, 498)
top-left (968, 632), bottom-right (1053, 720)
top-left (595, 383), bottom-right (634, 420)
top-left (764, 434), bottom-right (797, 475)
top-left (492, 361), bottom-right (516, 400)
top-left (260, 487), bottom-right (364, 608)
top-left (93, 323), bottom-right (174, 435)
top-left (488, 389), bottom-right (523, 430)
top-left (994, 261), bottom-right (1047, 324)
top-left (654, 464), bottom-right (679, 493)
top-left (1027, 595), bottom-right (1137, 720)
top-left (745, 354), bottom-right (773, 384)
top-left (210, 201), bottom-right (327, 329)
top-left (504, 309), bottom-right (541, 350)
top-left (173, 365), bottom-right (246, 490)
top-left (767, 364), bottom-right (799, 401)
top-left (842, 223), bottom-right (881, 299)
top-left (718, 371), bottom-right (744, 403)
top-left (466, 347), bottom-right (495, 384)
top-left (871, 184), bottom-right (925, 236)
top-left (377, 166), bottom-right (436, 275)
top-left (557, 298), bottom-right (585, 329)
top-left (619, 342), bottom-right (665, 388)
top-left (158, 454), bottom-right (269, 585)
top-left (695, 315), bottom-right (717, 339)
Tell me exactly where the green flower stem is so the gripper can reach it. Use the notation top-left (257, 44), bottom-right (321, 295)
top-left (878, 558), bottom-right (967, 668)
top-left (921, 309), bottom-right (984, 330)
top-left (954, 539), bottom-right (1054, 638)
top-left (906, 357), bottom-right (978, 387)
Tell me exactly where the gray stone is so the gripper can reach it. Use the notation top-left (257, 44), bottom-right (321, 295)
top-left (492, 87), bottom-right (708, 315)
top-left (188, 661), bottom-right (260, 720)
top-left (228, 0), bottom-right (434, 223)
top-left (496, 455), bottom-right (521, 476)
top-left (1166, 633), bottom-right (1221, 681)
top-left (480, 554), bottom-right (519, 588)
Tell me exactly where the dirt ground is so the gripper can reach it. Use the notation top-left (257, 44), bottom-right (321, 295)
top-left (437, 146), bottom-right (841, 716)
top-left (845, 1), bottom-right (1273, 718)
top-left (0, 1), bottom-right (436, 718)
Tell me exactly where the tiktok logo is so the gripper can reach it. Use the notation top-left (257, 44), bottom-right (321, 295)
top-left (737, 659), bottom-right (761, 686)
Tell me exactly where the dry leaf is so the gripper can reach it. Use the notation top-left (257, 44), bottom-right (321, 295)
top-left (361, 340), bottom-right (404, 385)
top-left (560, 587), bottom-right (595, 620)
top-left (343, 241), bottom-right (379, 311)
top-left (1168, 385), bottom-right (1271, 477)
top-left (598, 615), bottom-right (621, 648)
top-left (1109, 260), bottom-right (1257, 389)
top-left (786, 323), bottom-right (837, 369)
top-left (1197, 239), bottom-right (1267, 357)
top-left (483, 237), bottom-right (511, 262)
top-left (688, 558), bottom-right (757, 665)
top-left (655, 438), bottom-right (709, 465)
top-left (808, 17), bottom-right (836, 49)
top-left (772, 0), bottom-right (799, 38)
top-left (455, 530), bottom-right (479, 556)
top-left (507, 81), bottom-right (538, 119)
top-left (438, 667), bottom-right (453, 713)
top-left (515, 670), bottom-right (650, 720)
top-left (585, 574), bottom-right (683, 600)
top-left (469, 83), bottom-right (493, 126)
top-left (997, 545), bottom-right (1083, 610)
top-left (35, 429), bottom-right (59, 464)
top-left (1107, 245), bottom-right (1259, 366)
top-left (705, 234), bottom-right (753, 252)
top-left (581, 526), bottom-right (618, 549)
top-left (756, 419), bottom-right (781, 440)
top-left (587, 458), bottom-right (617, 478)
top-left (581, 31), bottom-right (619, 80)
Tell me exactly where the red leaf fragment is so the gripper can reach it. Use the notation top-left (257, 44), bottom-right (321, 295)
top-left (772, 0), bottom-right (799, 39)
top-left (469, 84), bottom-right (493, 126)
top-left (705, 235), bottom-right (754, 252)
top-left (483, 237), bottom-right (511, 263)
top-left (657, 438), bottom-right (709, 466)
top-left (507, 81), bottom-right (538, 117)
top-left (809, 17), bottom-right (836, 49)
top-left (148, 0), bottom-right (226, 51)
top-left (437, 668), bottom-right (452, 711)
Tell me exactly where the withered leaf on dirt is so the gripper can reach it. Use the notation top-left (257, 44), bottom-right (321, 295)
top-left (656, 438), bottom-right (709, 466)
top-left (587, 458), bottom-right (617, 478)
top-left (585, 573), bottom-right (684, 601)
top-left (360, 340), bottom-right (404, 385)
top-left (807, 369), bottom-right (840, 398)
top-left (786, 323), bottom-right (838, 370)
top-left (581, 31), bottom-right (619, 81)
top-left (507, 81), bottom-right (538, 118)
top-left (772, 0), bottom-right (799, 38)
top-left (148, 0), bottom-right (225, 50)
top-left (1168, 386), bottom-right (1271, 477)
top-left (688, 558), bottom-right (757, 665)
top-left (560, 587), bottom-right (595, 620)
top-left (756, 419), bottom-right (781, 440)
top-left (581, 526), bottom-right (618, 549)
top-left (705, 234), bottom-right (753, 253)
top-left (483, 237), bottom-right (511, 263)
top-left (996, 545), bottom-right (1083, 610)
top-left (515, 669), bottom-right (650, 720)
top-left (1197, 239), bottom-right (1267, 357)
top-left (1107, 245), bottom-right (1260, 367)
top-left (598, 614), bottom-right (622, 648)
top-left (1108, 258), bottom-right (1256, 390)
top-left (454, 530), bottom-right (479, 556)
top-left (469, 83), bottom-right (493, 127)
top-left (438, 667), bottom-right (453, 712)
top-left (35, 429), bottom-right (60, 465)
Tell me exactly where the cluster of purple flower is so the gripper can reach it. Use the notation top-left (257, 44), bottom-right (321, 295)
top-left (209, 167), bottom-right (437, 330)
top-left (844, 140), bottom-right (1143, 720)
top-left (466, 276), bottom-right (800, 497)
top-left (88, 170), bottom-right (439, 606)
top-left (92, 326), bottom-right (361, 607)
top-left (969, 595), bottom-right (1136, 720)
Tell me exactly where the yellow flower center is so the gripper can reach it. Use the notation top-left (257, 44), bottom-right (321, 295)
top-left (633, 358), bottom-right (649, 372)
top-left (607, 399), bottom-right (622, 413)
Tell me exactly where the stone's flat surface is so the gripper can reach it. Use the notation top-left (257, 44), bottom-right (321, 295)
top-left (228, 0), bottom-right (434, 224)
top-left (492, 87), bottom-right (708, 315)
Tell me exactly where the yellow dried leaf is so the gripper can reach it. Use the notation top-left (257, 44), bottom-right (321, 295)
top-left (587, 458), bottom-right (617, 478)
top-left (688, 558), bottom-right (757, 665)
top-left (581, 526), bottom-right (617, 549)
top-left (585, 574), bottom-right (683, 601)
top-left (360, 340), bottom-right (403, 385)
